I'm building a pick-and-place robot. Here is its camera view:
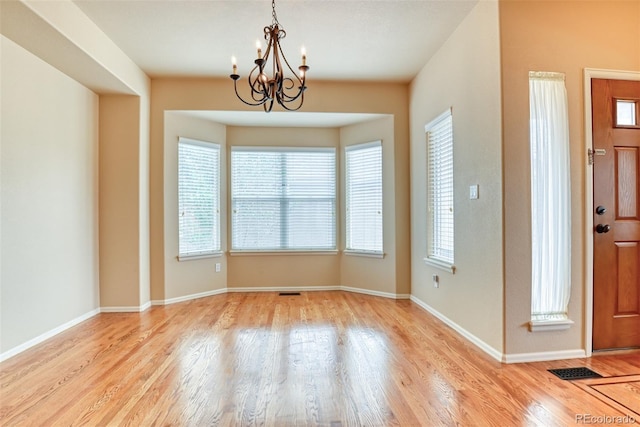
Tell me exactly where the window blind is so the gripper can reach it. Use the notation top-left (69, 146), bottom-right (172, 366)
top-left (231, 147), bottom-right (336, 251)
top-left (178, 138), bottom-right (221, 257)
top-left (345, 141), bottom-right (383, 253)
top-left (426, 110), bottom-right (454, 264)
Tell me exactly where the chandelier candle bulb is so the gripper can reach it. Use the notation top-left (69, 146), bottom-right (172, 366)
top-left (231, 56), bottom-right (237, 75)
top-left (256, 40), bottom-right (262, 59)
top-left (301, 46), bottom-right (306, 66)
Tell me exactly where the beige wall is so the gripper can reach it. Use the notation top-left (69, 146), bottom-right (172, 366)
top-left (1, 0), bottom-right (150, 355)
top-left (340, 116), bottom-right (401, 295)
top-left (139, 90), bottom-right (151, 305)
top-left (151, 79), bottom-right (410, 298)
top-left (500, 0), bottom-right (640, 355)
top-left (161, 113), bottom-right (227, 301)
top-left (99, 95), bottom-right (145, 309)
top-left (409, 1), bottom-right (504, 353)
top-left (0, 36), bottom-right (100, 353)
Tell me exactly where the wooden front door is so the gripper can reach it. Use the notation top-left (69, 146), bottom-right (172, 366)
top-left (592, 78), bottom-right (640, 351)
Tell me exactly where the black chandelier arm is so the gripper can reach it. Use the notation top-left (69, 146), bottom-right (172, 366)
top-left (262, 26), bottom-right (275, 59)
top-left (263, 98), bottom-right (276, 113)
top-left (275, 81), bottom-right (306, 111)
top-left (276, 78), bottom-right (303, 103)
top-left (230, 75), bottom-right (270, 107)
top-left (276, 92), bottom-right (304, 111)
top-left (277, 69), bottom-right (308, 103)
top-left (251, 59), bottom-right (275, 102)
top-left (274, 38), bottom-right (304, 86)
top-left (248, 66), bottom-right (270, 103)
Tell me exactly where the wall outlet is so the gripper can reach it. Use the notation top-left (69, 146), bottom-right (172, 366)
top-left (432, 274), bottom-right (439, 288)
top-left (215, 263), bottom-right (221, 273)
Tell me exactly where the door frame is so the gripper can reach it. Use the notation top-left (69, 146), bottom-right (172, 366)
top-left (583, 68), bottom-right (640, 357)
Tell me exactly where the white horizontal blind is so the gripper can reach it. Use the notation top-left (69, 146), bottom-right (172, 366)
top-left (426, 109), bottom-right (454, 264)
top-left (345, 141), bottom-right (383, 253)
top-left (231, 147), bottom-right (336, 250)
top-left (178, 138), bottom-right (221, 256)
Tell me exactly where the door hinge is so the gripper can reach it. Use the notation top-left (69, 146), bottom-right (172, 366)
top-left (588, 148), bottom-right (606, 165)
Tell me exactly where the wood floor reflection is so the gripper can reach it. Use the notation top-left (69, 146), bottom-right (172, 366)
top-left (573, 374), bottom-right (640, 419)
top-left (1, 291), bottom-right (639, 426)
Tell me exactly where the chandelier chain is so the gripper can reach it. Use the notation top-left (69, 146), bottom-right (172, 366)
top-left (272, 0), bottom-right (279, 26)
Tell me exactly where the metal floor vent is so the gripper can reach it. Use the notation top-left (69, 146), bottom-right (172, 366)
top-left (548, 367), bottom-right (602, 380)
top-left (279, 292), bottom-right (301, 296)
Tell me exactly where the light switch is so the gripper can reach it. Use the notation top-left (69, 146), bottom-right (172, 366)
top-left (470, 184), bottom-right (479, 200)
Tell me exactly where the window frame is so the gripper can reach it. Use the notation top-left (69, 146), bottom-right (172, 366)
top-left (344, 140), bottom-right (384, 257)
top-left (230, 146), bottom-right (337, 253)
top-left (424, 108), bottom-right (456, 273)
top-left (177, 137), bottom-right (222, 261)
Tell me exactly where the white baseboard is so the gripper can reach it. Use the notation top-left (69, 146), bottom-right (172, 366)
top-left (341, 285), bottom-right (410, 300)
top-left (100, 302), bottom-right (151, 313)
top-left (112, 286), bottom-right (406, 309)
top-left (0, 307), bottom-right (101, 363)
top-left (409, 295), bottom-right (589, 364)
top-left (502, 349), bottom-right (587, 364)
top-left (410, 295), bottom-right (504, 363)
top-left (227, 285), bottom-right (341, 293)
top-left (152, 288), bottom-right (227, 306)
top-left (226, 285), bottom-right (410, 300)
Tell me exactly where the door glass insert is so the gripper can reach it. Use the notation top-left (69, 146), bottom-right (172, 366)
top-left (616, 99), bottom-right (637, 126)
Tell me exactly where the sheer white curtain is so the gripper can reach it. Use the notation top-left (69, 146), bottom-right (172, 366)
top-left (529, 71), bottom-right (571, 321)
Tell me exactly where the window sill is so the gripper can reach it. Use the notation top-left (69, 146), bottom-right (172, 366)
top-left (423, 257), bottom-right (456, 274)
top-left (229, 250), bottom-right (339, 256)
top-left (529, 317), bottom-right (574, 332)
top-left (177, 251), bottom-right (224, 261)
top-left (344, 250), bottom-right (385, 259)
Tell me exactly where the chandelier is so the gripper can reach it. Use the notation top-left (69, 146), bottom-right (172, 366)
top-left (230, 0), bottom-right (309, 112)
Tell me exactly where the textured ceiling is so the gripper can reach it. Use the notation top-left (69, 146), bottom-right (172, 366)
top-left (73, 0), bottom-right (478, 82)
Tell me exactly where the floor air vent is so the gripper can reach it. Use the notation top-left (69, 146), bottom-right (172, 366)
top-left (279, 292), bottom-right (301, 296)
top-left (548, 367), bottom-right (602, 380)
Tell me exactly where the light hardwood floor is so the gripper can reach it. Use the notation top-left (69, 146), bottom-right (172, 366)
top-left (1, 291), bottom-right (639, 426)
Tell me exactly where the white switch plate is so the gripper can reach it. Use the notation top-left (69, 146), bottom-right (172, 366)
top-left (215, 263), bottom-right (221, 273)
top-left (469, 184), bottom-right (479, 200)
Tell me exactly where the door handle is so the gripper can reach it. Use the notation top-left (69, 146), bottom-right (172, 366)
top-left (595, 224), bottom-right (611, 233)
